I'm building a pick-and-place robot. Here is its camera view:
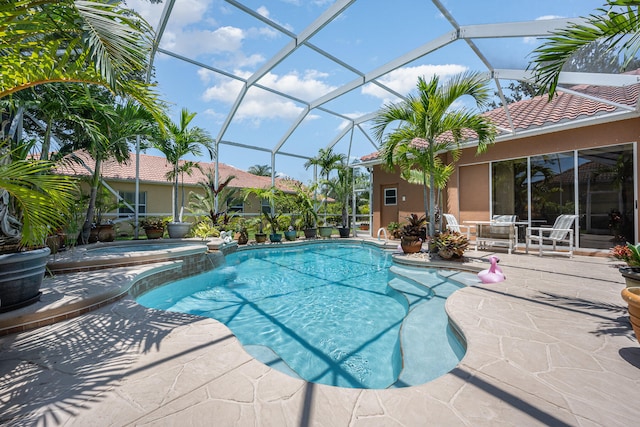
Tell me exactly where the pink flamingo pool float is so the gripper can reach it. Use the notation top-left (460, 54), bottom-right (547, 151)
top-left (478, 255), bottom-right (506, 283)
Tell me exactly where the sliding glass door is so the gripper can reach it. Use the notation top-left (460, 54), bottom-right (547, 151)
top-left (491, 143), bottom-right (635, 249)
top-left (578, 145), bottom-right (634, 248)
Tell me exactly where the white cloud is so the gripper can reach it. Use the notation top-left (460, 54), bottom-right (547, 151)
top-left (201, 70), bottom-right (337, 122)
top-left (161, 26), bottom-right (245, 57)
top-left (361, 64), bottom-right (468, 102)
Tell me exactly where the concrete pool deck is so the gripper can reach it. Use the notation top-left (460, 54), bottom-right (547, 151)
top-left (1, 243), bottom-right (639, 426)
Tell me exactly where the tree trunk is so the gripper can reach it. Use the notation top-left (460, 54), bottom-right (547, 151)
top-left (173, 163), bottom-right (179, 222)
top-left (81, 158), bottom-right (101, 244)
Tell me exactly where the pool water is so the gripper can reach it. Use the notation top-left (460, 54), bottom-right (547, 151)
top-left (136, 243), bottom-right (467, 389)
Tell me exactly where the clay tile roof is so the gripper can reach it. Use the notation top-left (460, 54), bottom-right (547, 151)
top-left (56, 151), bottom-right (297, 192)
top-left (361, 72), bottom-right (640, 162)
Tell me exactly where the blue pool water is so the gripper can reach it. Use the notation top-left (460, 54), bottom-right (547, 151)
top-left (136, 243), bottom-right (467, 389)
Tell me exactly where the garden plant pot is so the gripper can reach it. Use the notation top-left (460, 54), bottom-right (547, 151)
top-left (284, 230), bottom-right (297, 241)
top-left (167, 222), bottom-right (191, 238)
top-left (303, 228), bottom-right (317, 239)
top-left (0, 247), bottom-right (50, 312)
top-left (318, 226), bottom-right (333, 238)
top-left (620, 267), bottom-right (640, 288)
top-left (269, 233), bottom-right (282, 243)
top-left (144, 227), bottom-right (164, 239)
top-left (234, 232), bottom-right (248, 245)
top-left (255, 233), bottom-right (267, 243)
top-left (400, 236), bottom-right (422, 253)
top-left (338, 227), bottom-right (350, 238)
top-left (621, 286), bottom-right (640, 344)
top-left (89, 224), bottom-right (115, 243)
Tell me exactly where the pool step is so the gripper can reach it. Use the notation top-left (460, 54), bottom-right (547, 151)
top-left (387, 266), bottom-right (473, 388)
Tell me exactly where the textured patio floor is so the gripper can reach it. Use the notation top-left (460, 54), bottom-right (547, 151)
top-left (1, 246), bottom-right (639, 426)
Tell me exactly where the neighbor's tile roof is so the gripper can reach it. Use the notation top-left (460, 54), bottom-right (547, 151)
top-left (56, 151), bottom-right (297, 192)
top-left (360, 71), bottom-right (640, 162)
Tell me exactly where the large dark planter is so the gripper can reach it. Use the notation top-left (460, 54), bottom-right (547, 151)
top-left (400, 236), bottom-right (423, 253)
top-left (318, 226), bottom-right (333, 238)
top-left (0, 247), bottom-right (50, 312)
top-left (303, 228), bottom-right (317, 239)
top-left (255, 233), bottom-right (267, 243)
top-left (284, 230), bottom-right (297, 241)
top-left (338, 227), bottom-right (350, 238)
top-left (167, 222), bottom-right (191, 238)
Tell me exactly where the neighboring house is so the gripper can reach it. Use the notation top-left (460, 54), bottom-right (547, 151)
top-left (360, 73), bottom-right (640, 251)
top-left (56, 151), bottom-right (296, 232)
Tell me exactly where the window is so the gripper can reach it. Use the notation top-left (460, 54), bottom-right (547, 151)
top-left (229, 198), bottom-right (244, 213)
top-left (118, 191), bottom-right (146, 217)
top-left (384, 188), bottom-right (397, 206)
top-left (261, 198), bottom-right (271, 214)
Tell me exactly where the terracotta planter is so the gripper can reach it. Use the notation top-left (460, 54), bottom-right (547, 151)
top-left (0, 247), bottom-right (49, 312)
top-left (235, 232), bottom-right (248, 245)
top-left (90, 224), bottom-right (115, 243)
top-left (400, 236), bottom-right (422, 253)
top-left (621, 286), bottom-right (640, 344)
top-left (144, 227), bottom-right (164, 239)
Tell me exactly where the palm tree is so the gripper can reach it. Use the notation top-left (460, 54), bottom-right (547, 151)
top-left (304, 148), bottom-right (346, 219)
top-left (64, 95), bottom-right (160, 243)
top-left (0, 0), bottom-right (162, 118)
top-left (0, 0), bottom-right (162, 250)
top-left (153, 108), bottom-right (214, 223)
top-left (530, 1), bottom-right (640, 97)
top-left (372, 72), bottom-right (497, 238)
top-left (167, 160), bottom-right (203, 214)
top-left (248, 164), bottom-right (272, 176)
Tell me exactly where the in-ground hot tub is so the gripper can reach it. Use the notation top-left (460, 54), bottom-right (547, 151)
top-left (46, 240), bottom-right (210, 274)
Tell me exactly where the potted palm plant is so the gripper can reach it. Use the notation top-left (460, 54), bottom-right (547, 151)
top-left (264, 212), bottom-right (282, 243)
top-left (153, 108), bottom-right (214, 238)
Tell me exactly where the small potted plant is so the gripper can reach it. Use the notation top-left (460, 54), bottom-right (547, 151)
top-left (399, 214), bottom-right (427, 253)
top-left (387, 222), bottom-right (401, 239)
top-left (234, 219), bottom-right (249, 245)
top-left (248, 216), bottom-right (267, 243)
top-left (264, 212), bottom-right (282, 243)
top-left (140, 217), bottom-right (167, 239)
top-left (283, 216), bottom-right (297, 241)
top-left (431, 230), bottom-right (469, 259)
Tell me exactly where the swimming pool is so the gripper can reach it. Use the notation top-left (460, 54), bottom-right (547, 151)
top-left (136, 243), bottom-right (468, 389)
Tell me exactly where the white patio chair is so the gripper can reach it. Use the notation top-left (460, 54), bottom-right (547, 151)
top-left (526, 214), bottom-right (578, 258)
top-left (443, 214), bottom-right (473, 249)
top-left (477, 215), bottom-right (518, 254)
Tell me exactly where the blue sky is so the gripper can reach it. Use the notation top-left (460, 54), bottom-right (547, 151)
top-left (125, 0), bottom-right (606, 183)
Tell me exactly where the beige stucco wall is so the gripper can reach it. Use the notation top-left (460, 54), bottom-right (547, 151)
top-left (371, 117), bottom-right (640, 241)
